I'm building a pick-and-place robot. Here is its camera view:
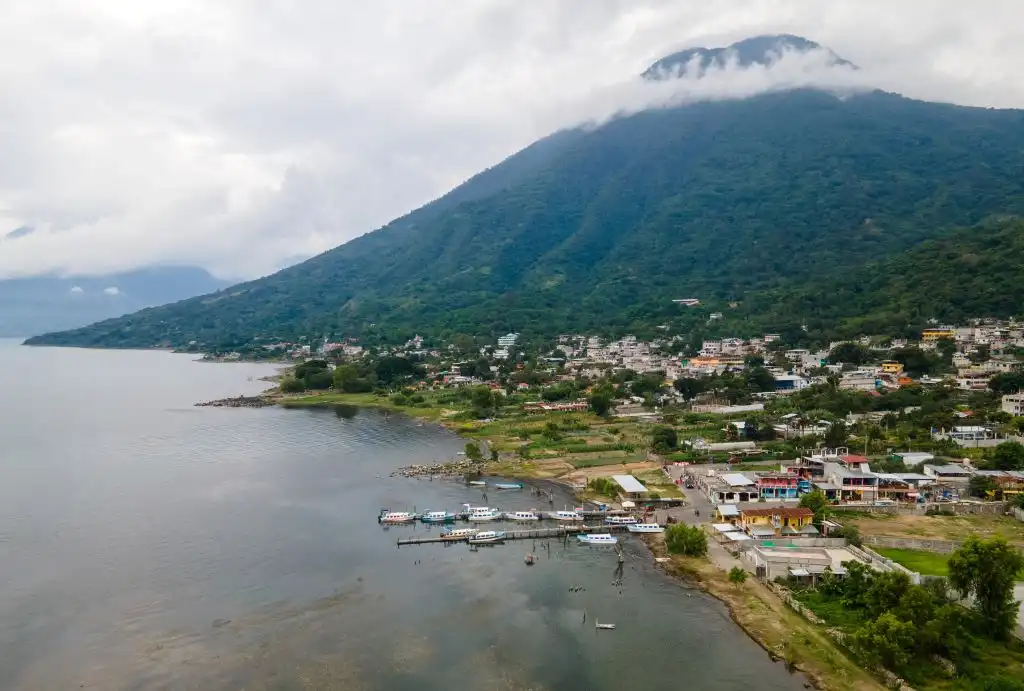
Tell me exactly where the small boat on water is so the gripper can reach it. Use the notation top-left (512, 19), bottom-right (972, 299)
top-left (420, 510), bottom-right (458, 523)
top-left (379, 510), bottom-right (417, 524)
top-left (494, 483), bottom-right (523, 490)
top-left (577, 533), bottom-right (618, 545)
top-left (468, 480), bottom-right (487, 487)
top-left (466, 507), bottom-right (502, 522)
top-left (604, 515), bottom-right (639, 525)
top-left (468, 530), bottom-right (506, 545)
top-left (595, 621), bottom-right (616, 630)
top-left (626, 523), bottom-right (665, 534)
top-left (505, 511), bottom-right (540, 521)
top-left (440, 528), bottom-right (478, 541)
top-left (548, 510), bottom-right (582, 521)
top-left (525, 553), bottom-right (536, 565)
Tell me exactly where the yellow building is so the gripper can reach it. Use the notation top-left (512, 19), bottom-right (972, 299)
top-left (739, 507), bottom-right (816, 536)
top-left (880, 361), bottom-right (905, 375)
top-left (922, 329), bottom-right (955, 342)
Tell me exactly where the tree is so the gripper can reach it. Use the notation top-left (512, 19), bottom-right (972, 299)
top-left (989, 372), bottom-right (1024, 395)
top-left (728, 566), bottom-right (748, 585)
top-left (673, 377), bottom-right (707, 400)
top-left (490, 447), bottom-right (499, 463)
top-left (279, 376), bottom-right (305, 393)
top-left (838, 524), bottom-right (863, 547)
top-left (745, 366), bottom-right (776, 393)
top-left (665, 524), bottom-right (708, 557)
top-left (968, 474), bottom-right (998, 498)
top-left (464, 442), bottom-right (482, 462)
top-left (823, 420), bottom-right (849, 449)
top-left (799, 489), bottom-right (830, 525)
top-left (650, 425), bottom-right (679, 454)
top-left (947, 536), bottom-right (1024, 640)
top-left (471, 386), bottom-right (495, 417)
top-left (541, 421), bottom-right (562, 441)
top-left (305, 370), bottom-right (333, 390)
top-left (990, 441), bottom-right (1024, 471)
top-left (850, 612), bottom-right (916, 671)
top-left (588, 391), bottom-right (613, 416)
top-left (828, 342), bottom-right (872, 366)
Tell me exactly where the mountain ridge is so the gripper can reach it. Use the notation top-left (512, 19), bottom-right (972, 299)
top-left (23, 37), bottom-right (1024, 348)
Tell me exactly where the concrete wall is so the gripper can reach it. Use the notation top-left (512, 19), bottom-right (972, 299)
top-left (863, 535), bottom-right (960, 554)
top-left (832, 501), bottom-right (1008, 517)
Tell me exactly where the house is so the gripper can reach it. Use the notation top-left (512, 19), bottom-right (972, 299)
top-left (934, 425), bottom-right (1003, 448)
top-left (923, 464), bottom-right (973, 484)
top-left (702, 472), bottom-right (758, 504)
top-left (755, 473), bottom-right (801, 500)
top-left (971, 470), bottom-right (1024, 499)
top-left (880, 361), bottom-right (905, 375)
top-left (892, 451), bottom-right (935, 467)
top-left (922, 328), bottom-right (956, 343)
top-left (840, 370), bottom-right (878, 391)
top-left (774, 374), bottom-right (810, 392)
top-left (821, 462), bottom-right (879, 503)
top-left (497, 333), bottom-right (519, 347)
top-left (1003, 394), bottom-right (1024, 416)
top-left (739, 507), bottom-right (817, 537)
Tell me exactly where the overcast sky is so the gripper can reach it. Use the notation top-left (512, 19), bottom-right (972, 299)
top-left (1, 0), bottom-right (1023, 281)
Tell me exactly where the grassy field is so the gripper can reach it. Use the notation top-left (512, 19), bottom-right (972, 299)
top-left (871, 547), bottom-right (950, 576)
top-left (841, 512), bottom-right (1024, 546)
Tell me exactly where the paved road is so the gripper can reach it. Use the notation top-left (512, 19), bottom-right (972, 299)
top-left (654, 466), bottom-right (745, 571)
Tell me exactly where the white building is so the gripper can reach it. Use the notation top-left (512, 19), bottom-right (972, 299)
top-left (1003, 394), bottom-right (1024, 417)
top-left (497, 333), bottom-right (519, 348)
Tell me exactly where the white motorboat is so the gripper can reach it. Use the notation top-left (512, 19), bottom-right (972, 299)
top-left (468, 480), bottom-right (487, 487)
top-left (420, 510), bottom-right (458, 523)
top-left (505, 511), bottom-right (540, 521)
top-left (378, 510), bottom-right (417, 524)
top-left (547, 510), bottom-right (582, 521)
top-left (604, 515), bottom-right (638, 525)
top-left (595, 622), bottom-right (616, 630)
top-left (467, 508), bottom-right (502, 522)
top-left (577, 533), bottom-right (618, 545)
top-left (468, 530), bottom-right (506, 545)
top-left (626, 523), bottom-right (665, 534)
top-left (440, 528), bottom-right (478, 541)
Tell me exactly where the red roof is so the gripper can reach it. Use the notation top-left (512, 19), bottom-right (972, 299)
top-left (841, 454), bottom-right (870, 464)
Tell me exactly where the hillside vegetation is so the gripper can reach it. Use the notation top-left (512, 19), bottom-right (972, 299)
top-left (26, 50), bottom-right (1024, 349)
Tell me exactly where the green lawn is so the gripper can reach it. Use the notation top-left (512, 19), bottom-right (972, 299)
top-left (872, 547), bottom-right (950, 576)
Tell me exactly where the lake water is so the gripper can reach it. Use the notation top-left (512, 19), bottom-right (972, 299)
top-left (0, 340), bottom-right (804, 690)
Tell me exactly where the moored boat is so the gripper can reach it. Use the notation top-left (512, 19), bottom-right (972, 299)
top-left (547, 510), bottom-right (582, 521)
top-left (379, 510), bottom-right (417, 524)
top-left (525, 553), bottom-right (536, 565)
top-left (420, 510), bottom-right (458, 523)
top-left (626, 523), bottom-right (665, 533)
top-left (577, 533), bottom-right (618, 545)
top-left (494, 482), bottom-right (523, 490)
top-left (604, 515), bottom-right (638, 525)
top-left (468, 480), bottom-right (487, 486)
top-left (505, 510), bottom-right (540, 521)
top-left (440, 527), bottom-right (478, 541)
top-left (468, 530), bottom-right (506, 544)
top-left (467, 508), bottom-right (502, 522)
top-left (595, 622), bottom-right (616, 630)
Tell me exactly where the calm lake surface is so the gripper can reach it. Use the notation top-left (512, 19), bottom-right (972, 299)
top-left (0, 340), bottom-right (804, 690)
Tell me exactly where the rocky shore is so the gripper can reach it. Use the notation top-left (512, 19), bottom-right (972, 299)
top-left (195, 395), bottom-right (277, 408)
top-left (392, 458), bottom-right (484, 478)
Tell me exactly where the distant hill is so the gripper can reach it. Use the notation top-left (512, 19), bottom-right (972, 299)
top-left (642, 34), bottom-right (854, 78)
top-left (1, 266), bottom-right (229, 338)
top-left (25, 35), bottom-right (1024, 349)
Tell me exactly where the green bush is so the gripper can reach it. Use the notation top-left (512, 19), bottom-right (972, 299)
top-left (665, 524), bottom-right (708, 557)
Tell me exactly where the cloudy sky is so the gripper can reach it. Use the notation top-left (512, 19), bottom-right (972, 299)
top-left (1, 0), bottom-right (1022, 282)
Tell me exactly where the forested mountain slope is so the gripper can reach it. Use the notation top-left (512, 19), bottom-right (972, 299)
top-left (26, 37), bottom-right (1024, 349)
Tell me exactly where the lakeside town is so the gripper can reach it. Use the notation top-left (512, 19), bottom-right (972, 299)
top-left (199, 317), bottom-right (1024, 691)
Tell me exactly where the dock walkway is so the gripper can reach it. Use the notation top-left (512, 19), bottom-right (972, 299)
top-left (396, 523), bottom-right (638, 546)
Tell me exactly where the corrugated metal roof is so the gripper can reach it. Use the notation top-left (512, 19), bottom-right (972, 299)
top-left (612, 475), bottom-right (649, 493)
top-left (721, 473), bottom-right (755, 487)
top-left (713, 523), bottom-right (740, 533)
top-left (717, 504), bottom-right (740, 516)
top-left (725, 532), bottom-right (752, 542)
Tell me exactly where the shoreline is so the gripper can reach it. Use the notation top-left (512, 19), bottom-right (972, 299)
top-left (643, 540), bottom-right (882, 691)
top-left (224, 389), bottom-right (877, 690)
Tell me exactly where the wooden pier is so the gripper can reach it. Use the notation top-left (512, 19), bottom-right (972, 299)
top-left (396, 523), bottom-right (637, 546)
